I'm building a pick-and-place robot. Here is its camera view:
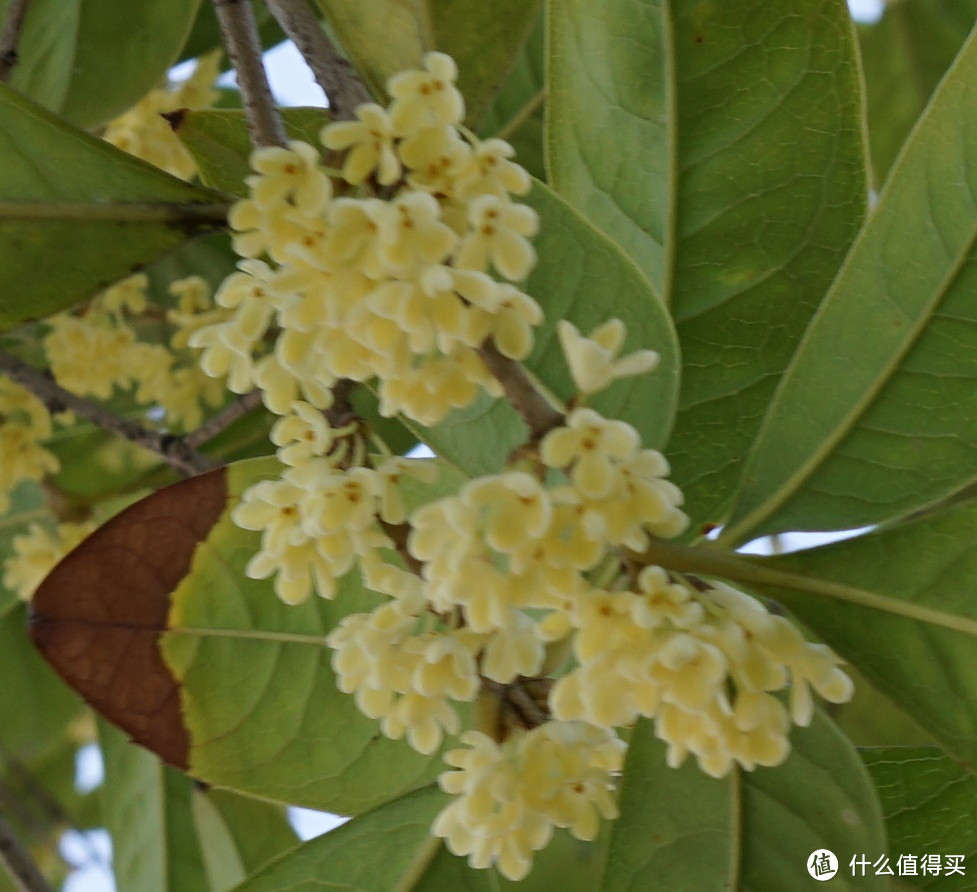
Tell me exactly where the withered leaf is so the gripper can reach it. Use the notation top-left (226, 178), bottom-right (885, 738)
top-left (29, 468), bottom-right (228, 769)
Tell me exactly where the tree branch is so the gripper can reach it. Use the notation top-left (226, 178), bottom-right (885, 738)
top-left (264, 0), bottom-right (371, 120)
top-left (0, 811), bottom-right (53, 892)
top-left (477, 340), bottom-right (564, 442)
top-left (0, 0), bottom-right (30, 84)
top-left (0, 351), bottom-right (216, 477)
top-left (183, 388), bottom-right (262, 449)
top-left (211, 0), bottom-right (287, 148)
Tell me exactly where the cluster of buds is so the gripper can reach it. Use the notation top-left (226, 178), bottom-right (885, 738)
top-left (209, 53), bottom-right (855, 882)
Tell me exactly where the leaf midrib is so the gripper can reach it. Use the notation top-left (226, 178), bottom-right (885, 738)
top-left (720, 214), bottom-right (977, 547)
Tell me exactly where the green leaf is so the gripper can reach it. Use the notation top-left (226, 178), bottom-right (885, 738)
top-left (311, 0), bottom-right (541, 125)
top-left (173, 108), bottom-right (330, 198)
top-left (736, 712), bottom-right (886, 890)
top-left (607, 714), bottom-right (885, 890)
top-left (178, 1), bottom-right (280, 63)
top-left (547, 0), bottom-right (867, 532)
top-left (861, 746), bottom-right (977, 885)
top-left (0, 84), bottom-right (228, 333)
top-left (740, 499), bottom-right (977, 770)
top-left (419, 181), bottom-right (681, 477)
top-left (858, 0), bottom-right (977, 186)
top-left (0, 605), bottom-right (84, 759)
top-left (605, 720), bottom-right (734, 889)
top-left (99, 719), bottom-right (211, 892)
top-left (196, 788), bottom-right (299, 884)
top-left (161, 456), bottom-right (460, 814)
top-left (722, 23), bottom-right (977, 545)
top-left (477, 7), bottom-right (546, 181)
top-left (232, 786), bottom-right (446, 891)
top-left (3, 0), bottom-right (202, 128)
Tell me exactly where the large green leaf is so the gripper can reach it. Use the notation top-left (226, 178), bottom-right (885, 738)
top-left (607, 715), bottom-right (885, 890)
top-left (0, 84), bottom-right (229, 333)
top-left (548, 0), bottom-right (867, 533)
top-left (722, 23), bottom-right (977, 545)
top-left (721, 499), bottom-right (977, 770)
top-left (2, 0), bottom-right (201, 128)
top-left (735, 712), bottom-right (886, 890)
top-left (99, 720), bottom-right (211, 892)
top-left (604, 720), bottom-right (734, 889)
top-left (232, 786), bottom-right (447, 891)
top-left (861, 746), bottom-right (977, 888)
top-left (858, 0), bottom-right (977, 186)
top-left (477, 6), bottom-right (546, 182)
top-left (311, 0), bottom-right (541, 124)
top-left (419, 181), bottom-right (681, 476)
top-left (160, 457), bottom-right (462, 815)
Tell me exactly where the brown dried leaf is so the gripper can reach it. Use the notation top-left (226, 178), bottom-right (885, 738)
top-left (29, 468), bottom-right (228, 769)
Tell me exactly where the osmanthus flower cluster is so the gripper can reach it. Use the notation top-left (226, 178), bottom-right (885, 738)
top-left (102, 51), bottom-right (222, 180)
top-left (189, 51), bottom-right (542, 426)
top-left (215, 53), bottom-right (856, 882)
top-left (0, 378), bottom-right (60, 514)
top-left (2, 519), bottom-right (97, 602)
top-left (43, 273), bottom-right (228, 431)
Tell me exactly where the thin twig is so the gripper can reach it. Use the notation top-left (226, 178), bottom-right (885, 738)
top-left (211, 0), bottom-right (287, 148)
top-left (0, 0), bottom-right (30, 83)
top-left (264, 0), bottom-right (371, 120)
top-left (183, 388), bottom-right (262, 449)
top-left (477, 340), bottom-right (564, 442)
top-left (0, 351), bottom-right (216, 477)
top-left (0, 811), bottom-right (53, 892)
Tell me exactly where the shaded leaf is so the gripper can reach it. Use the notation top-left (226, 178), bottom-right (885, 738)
top-left (745, 499), bottom-right (977, 770)
top-left (0, 84), bottom-right (228, 333)
top-left (99, 719), bottom-right (210, 892)
top-left (0, 606), bottom-right (85, 759)
top-left (861, 746), bottom-right (977, 888)
top-left (548, 0), bottom-right (867, 532)
top-left (30, 468), bottom-right (229, 770)
top-left (178, 1), bottom-right (280, 63)
top-left (477, 6), bottom-right (546, 181)
top-left (311, 0), bottom-right (541, 125)
top-left (723, 23), bottom-right (977, 544)
top-left (858, 0), bottom-right (977, 186)
top-left (3, 0), bottom-right (201, 128)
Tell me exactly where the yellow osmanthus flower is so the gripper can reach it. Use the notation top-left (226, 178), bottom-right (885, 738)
top-left (102, 51), bottom-right (221, 180)
top-left (0, 380), bottom-right (59, 513)
top-left (3, 520), bottom-right (96, 601)
top-left (433, 723), bottom-right (624, 881)
top-left (558, 318), bottom-right (660, 395)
